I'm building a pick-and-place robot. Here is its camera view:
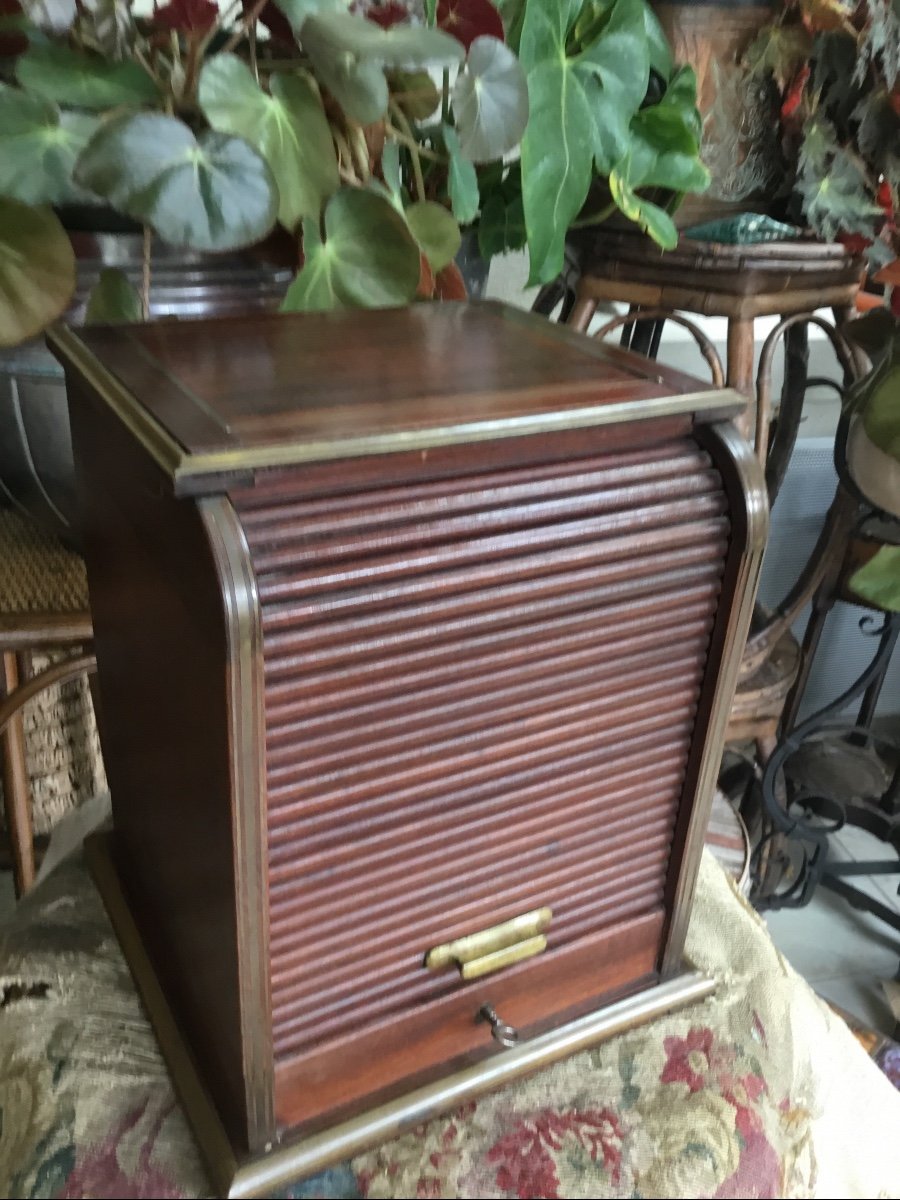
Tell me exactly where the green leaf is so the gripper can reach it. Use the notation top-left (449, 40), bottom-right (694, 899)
top-left (577, 0), bottom-right (650, 119)
top-left (84, 267), bottom-right (142, 324)
top-left (862, 362), bottom-right (900, 459)
top-left (745, 24), bottom-right (812, 92)
top-left (75, 113), bottom-right (278, 252)
top-left (405, 199), bottom-right (460, 270)
top-left (303, 10), bottom-right (464, 66)
top-left (388, 69), bottom-right (440, 120)
top-left (272, 0), bottom-right (350, 31)
top-left (199, 57), bottom-right (338, 232)
top-left (443, 124), bottom-right (479, 223)
top-left (519, 55), bottom-right (596, 284)
top-left (381, 138), bottom-right (403, 199)
top-left (477, 190), bottom-right (525, 258)
top-left (655, 65), bottom-right (702, 143)
top-left (797, 120), bottom-right (883, 242)
top-left (609, 166), bottom-right (678, 248)
top-left (0, 84), bottom-right (98, 205)
top-left (849, 546), bottom-right (900, 612)
top-left (496, 0), bottom-right (526, 51)
top-left (281, 187), bottom-right (420, 311)
top-left (0, 198), bottom-right (74, 347)
top-left (642, 2), bottom-right (673, 80)
top-left (16, 43), bottom-right (158, 109)
top-left (301, 14), bottom-right (462, 123)
top-left (452, 35), bottom-right (529, 164)
top-left (518, 0), bottom-right (648, 284)
top-left (301, 14), bottom-right (389, 123)
top-left (625, 104), bottom-right (709, 194)
top-left (424, 0), bottom-right (437, 26)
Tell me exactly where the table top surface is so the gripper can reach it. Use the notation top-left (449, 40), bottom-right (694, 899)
top-left (49, 303), bottom-right (738, 485)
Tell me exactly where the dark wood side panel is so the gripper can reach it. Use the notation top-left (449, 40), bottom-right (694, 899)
top-left (67, 378), bottom-right (273, 1152)
top-left (273, 908), bottom-right (664, 1132)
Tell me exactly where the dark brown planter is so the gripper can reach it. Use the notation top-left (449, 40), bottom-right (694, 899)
top-left (651, 1), bottom-right (778, 226)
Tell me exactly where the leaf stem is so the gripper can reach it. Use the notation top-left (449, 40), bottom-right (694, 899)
top-left (141, 226), bottom-right (152, 321)
top-left (441, 67), bottom-right (450, 123)
top-left (390, 100), bottom-right (425, 202)
top-left (221, 0), bottom-right (269, 55)
top-left (332, 128), bottom-right (360, 185)
top-left (347, 122), bottom-right (371, 182)
top-left (249, 21), bottom-right (258, 83)
top-left (194, 0), bottom-right (243, 61)
top-left (569, 203), bottom-right (617, 229)
top-left (384, 124), bottom-right (444, 162)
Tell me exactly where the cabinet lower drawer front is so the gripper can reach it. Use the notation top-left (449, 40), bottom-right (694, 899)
top-left (233, 434), bottom-right (728, 1114)
top-left (273, 907), bottom-right (664, 1130)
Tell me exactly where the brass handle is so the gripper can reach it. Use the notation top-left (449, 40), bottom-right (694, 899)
top-left (426, 907), bottom-right (552, 979)
top-left (479, 1005), bottom-right (519, 1048)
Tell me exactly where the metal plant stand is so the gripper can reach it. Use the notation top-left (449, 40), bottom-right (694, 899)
top-left (752, 460), bottom-right (900, 938)
top-left (755, 611), bottom-right (900, 930)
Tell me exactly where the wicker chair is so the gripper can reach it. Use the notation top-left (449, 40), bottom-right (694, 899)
top-left (0, 508), bottom-right (100, 895)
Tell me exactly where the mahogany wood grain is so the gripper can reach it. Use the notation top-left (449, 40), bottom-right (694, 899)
top-left (263, 588), bottom-right (719, 722)
top-left (273, 908), bottom-right (664, 1131)
top-left (53, 304), bottom-right (764, 1171)
top-left (228, 427), bottom-right (730, 1111)
top-left (70, 305), bottom-right (725, 466)
top-left (66, 380), bottom-right (271, 1152)
top-left (234, 419), bottom-right (701, 506)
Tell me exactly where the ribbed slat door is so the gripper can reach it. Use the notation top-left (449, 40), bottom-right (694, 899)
top-left (233, 436), bottom-right (729, 1068)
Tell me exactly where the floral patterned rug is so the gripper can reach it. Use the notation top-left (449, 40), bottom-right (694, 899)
top-left (1, 850), bottom-right (899, 1199)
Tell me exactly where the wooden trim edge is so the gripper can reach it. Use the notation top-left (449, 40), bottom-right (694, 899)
top-left (199, 498), bottom-right (275, 1149)
top-left (661, 421), bottom-right (769, 973)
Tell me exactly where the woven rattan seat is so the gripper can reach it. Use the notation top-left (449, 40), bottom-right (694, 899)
top-left (0, 507), bottom-right (100, 895)
top-left (0, 508), bottom-right (88, 615)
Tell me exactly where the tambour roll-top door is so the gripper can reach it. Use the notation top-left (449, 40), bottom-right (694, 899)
top-left (233, 433), bottom-right (729, 1106)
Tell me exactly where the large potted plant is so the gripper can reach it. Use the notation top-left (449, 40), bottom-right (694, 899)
top-left (745, 0), bottom-right (900, 268)
top-left (478, 0), bottom-right (710, 285)
top-left (0, 0), bottom-right (519, 536)
top-left (0, 0), bottom-right (705, 538)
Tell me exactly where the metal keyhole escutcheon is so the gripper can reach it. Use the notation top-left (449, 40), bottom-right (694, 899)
top-left (479, 1004), bottom-right (519, 1047)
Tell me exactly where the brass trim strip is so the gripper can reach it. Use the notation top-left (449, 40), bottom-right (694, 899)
top-left (660, 421), bottom-right (769, 974)
top-left (86, 832), bottom-right (714, 1200)
top-left (460, 934), bottom-right (547, 980)
top-left (170, 391), bottom-right (741, 486)
top-left (46, 324), bottom-right (186, 476)
top-left (199, 498), bottom-right (275, 1149)
top-left (426, 907), bottom-right (552, 973)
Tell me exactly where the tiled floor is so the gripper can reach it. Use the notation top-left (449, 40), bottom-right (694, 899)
top-left (765, 825), bottom-right (900, 1035)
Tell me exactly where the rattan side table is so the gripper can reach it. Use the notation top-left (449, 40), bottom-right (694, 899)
top-left (550, 231), bottom-right (864, 472)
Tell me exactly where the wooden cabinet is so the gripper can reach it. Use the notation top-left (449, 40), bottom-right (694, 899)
top-left (51, 302), bottom-right (766, 1198)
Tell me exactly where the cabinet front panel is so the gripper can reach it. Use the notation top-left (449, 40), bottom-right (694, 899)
top-left (233, 431), bottom-right (729, 1123)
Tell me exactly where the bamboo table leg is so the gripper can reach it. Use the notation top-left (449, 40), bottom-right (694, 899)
top-left (726, 317), bottom-right (757, 452)
top-left (1, 651), bottom-right (35, 895)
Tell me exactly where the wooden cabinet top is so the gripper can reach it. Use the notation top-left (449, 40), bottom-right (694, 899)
top-left (50, 302), bottom-right (739, 494)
